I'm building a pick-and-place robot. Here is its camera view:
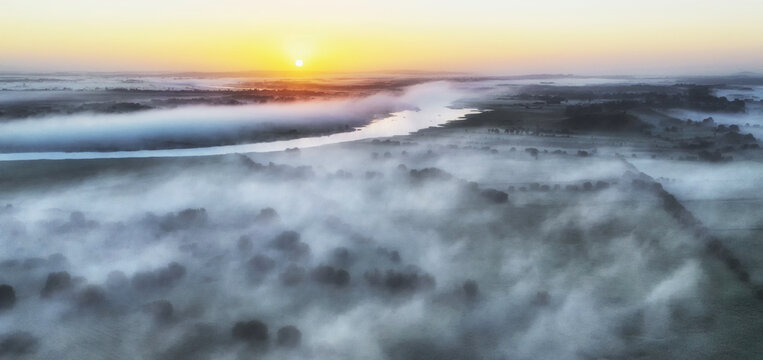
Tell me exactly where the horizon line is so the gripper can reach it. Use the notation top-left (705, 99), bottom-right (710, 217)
top-left (0, 69), bottom-right (761, 79)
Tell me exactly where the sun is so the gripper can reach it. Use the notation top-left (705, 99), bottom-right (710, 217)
top-left (295, 59), bottom-right (303, 67)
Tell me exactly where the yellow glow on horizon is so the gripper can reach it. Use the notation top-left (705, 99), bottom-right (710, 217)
top-left (1, 0), bottom-right (762, 74)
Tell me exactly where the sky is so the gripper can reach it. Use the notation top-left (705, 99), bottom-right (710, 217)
top-left (1, 0), bottom-right (762, 75)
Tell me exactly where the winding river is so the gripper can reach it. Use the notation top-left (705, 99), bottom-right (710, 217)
top-left (0, 84), bottom-right (477, 161)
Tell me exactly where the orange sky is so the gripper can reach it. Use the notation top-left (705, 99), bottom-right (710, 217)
top-left (1, 0), bottom-right (762, 75)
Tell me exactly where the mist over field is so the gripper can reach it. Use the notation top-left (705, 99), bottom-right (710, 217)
top-left (1, 74), bottom-right (762, 359)
top-left (2, 0), bottom-right (763, 356)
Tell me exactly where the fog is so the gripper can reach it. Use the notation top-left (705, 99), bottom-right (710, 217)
top-left (1, 137), bottom-right (760, 360)
top-left (1, 77), bottom-right (762, 359)
top-left (665, 107), bottom-right (763, 139)
top-left (0, 85), bottom-right (428, 153)
top-left (0, 82), bottom-right (477, 161)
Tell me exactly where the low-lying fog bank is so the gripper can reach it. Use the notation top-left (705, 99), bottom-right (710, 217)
top-left (0, 82), bottom-right (477, 161)
top-left (1, 139), bottom-right (761, 360)
top-left (1, 76), bottom-right (762, 359)
top-left (0, 82), bottom-right (470, 153)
